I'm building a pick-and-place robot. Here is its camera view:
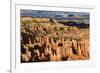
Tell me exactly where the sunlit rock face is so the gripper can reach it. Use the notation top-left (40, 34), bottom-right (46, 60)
top-left (20, 17), bottom-right (90, 63)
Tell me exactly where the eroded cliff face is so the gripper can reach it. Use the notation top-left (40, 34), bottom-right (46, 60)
top-left (21, 17), bottom-right (90, 62)
top-left (63, 39), bottom-right (89, 60)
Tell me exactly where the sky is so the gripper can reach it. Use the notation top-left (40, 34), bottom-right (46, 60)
top-left (21, 9), bottom-right (89, 19)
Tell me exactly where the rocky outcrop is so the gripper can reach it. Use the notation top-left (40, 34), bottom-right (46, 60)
top-left (21, 17), bottom-right (90, 62)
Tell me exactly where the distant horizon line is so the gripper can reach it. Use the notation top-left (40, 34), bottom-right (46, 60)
top-left (21, 16), bottom-right (89, 19)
